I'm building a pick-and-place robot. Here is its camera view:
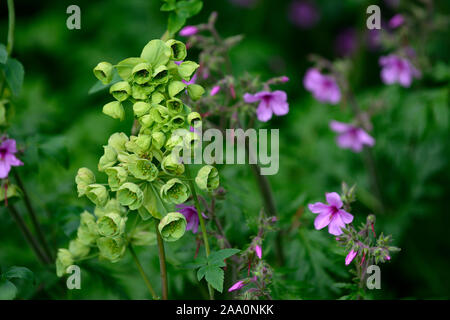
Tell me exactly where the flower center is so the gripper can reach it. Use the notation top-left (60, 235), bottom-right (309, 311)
top-left (0, 147), bottom-right (7, 159)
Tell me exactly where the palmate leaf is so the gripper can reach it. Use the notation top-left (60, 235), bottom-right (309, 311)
top-left (197, 265), bottom-right (224, 293)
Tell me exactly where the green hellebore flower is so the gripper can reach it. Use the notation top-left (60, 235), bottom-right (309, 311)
top-left (195, 165), bottom-right (220, 192)
top-left (168, 81), bottom-right (187, 98)
top-left (97, 213), bottom-right (127, 237)
top-left (103, 101), bottom-right (125, 121)
top-left (170, 115), bottom-right (185, 128)
top-left (133, 101), bottom-right (151, 117)
top-left (140, 39), bottom-right (171, 68)
top-left (149, 105), bottom-right (170, 124)
top-left (85, 184), bottom-right (109, 207)
top-left (125, 134), bottom-right (152, 154)
top-left (94, 198), bottom-right (125, 218)
top-left (97, 237), bottom-right (126, 263)
top-left (128, 158), bottom-right (158, 181)
top-left (151, 132), bottom-right (166, 150)
top-left (69, 239), bottom-right (91, 259)
top-left (132, 62), bottom-right (152, 84)
top-left (104, 166), bottom-right (128, 191)
top-left (56, 249), bottom-right (74, 277)
top-left (167, 98), bottom-right (184, 115)
top-left (165, 133), bottom-right (184, 151)
top-left (177, 61), bottom-right (199, 81)
top-left (93, 62), bottom-right (113, 85)
top-left (116, 57), bottom-right (146, 81)
top-left (98, 145), bottom-right (117, 171)
top-left (75, 167), bottom-right (95, 197)
top-left (151, 92), bottom-right (165, 104)
top-left (117, 182), bottom-right (144, 210)
top-left (161, 154), bottom-right (185, 176)
top-left (152, 65), bottom-right (169, 84)
top-left (158, 212), bottom-right (187, 242)
top-left (187, 112), bottom-right (202, 128)
top-left (139, 114), bottom-right (154, 128)
top-left (77, 211), bottom-right (99, 245)
top-left (184, 131), bottom-right (201, 150)
top-left (160, 178), bottom-right (190, 204)
top-left (108, 132), bottom-right (129, 153)
top-left (110, 81), bottom-right (131, 102)
top-left (131, 83), bottom-right (154, 100)
top-left (187, 84), bottom-right (205, 101)
top-left (166, 39), bottom-right (187, 61)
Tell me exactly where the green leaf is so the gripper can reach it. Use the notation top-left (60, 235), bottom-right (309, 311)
top-left (4, 266), bottom-right (34, 283)
top-left (0, 58), bottom-right (24, 97)
top-left (197, 265), bottom-right (207, 281)
top-left (0, 183), bottom-right (22, 202)
top-left (161, 0), bottom-right (176, 11)
top-left (38, 135), bottom-right (70, 169)
top-left (115, 57), bottom-right (145, 82)
top-left (208, 248), bottom-right (240, 265)
top-left (176, 0), bottom-right (203, 18)
top-left (204, 265), bottom-right (224, 293)
top-left (0, 43), bottom-right (7, 64)
top-left (0, 279), bottom-right (17, 300)
top-left (168, 13), bottom-right (186, 34)
top-left (140, 40), bottom-right (171, 68)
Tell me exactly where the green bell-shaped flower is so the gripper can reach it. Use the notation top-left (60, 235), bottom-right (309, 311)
top-left (177, 61), bottom-right (199, 81)
top-left (125, 134), bottom-right (152, 155)
top-left (158, 212), bottom-right (187, 242)
top-left (117, 182), bottom-right (144, 210)
top-left (151, 92), bottom-right (165, 104)
top-left (85, 184), bottom-right (109, 207)
top-left (97, 213), bottom-right (127, 237)
top-left (94, 199), bottom-right (125, 219)
top-left (187, 112), bottom-right (202, 128)
top-left (98, 145), bottom-right (118, 171)
top-left (131, 83), bottom-right (154, 100)
top-left (187, 84), bottom-right (205, 101)
top-left (170, 115), bottom-right (185, 128)
top-left (105, 166), bottom-right (128, 191)
top-left (97, 237), bottom-right (126, 263)
top-left (68, 239), bottom-right (91, 259)
top-left (166, 39), bottom-right (187, 61)
top-left (128, 158), bottom-right (158, 181)
top-left (93, 62), bottom-right (114, 85)
top-left (56, 249), bottom-right (74, 277)
top-left (160, 178), bottom-right (189, 204)
top-left (75, 167), bottom-right (95, 197)
top-left (195, 165), bottom-right (220, 192)
top-left (152, 65), bottom-right (169, 84)
top-left (108, 132), bottom-right (129, 153)
top-left (149, 105), bottom-right (170, 124)
top-left (132, 62), bottom-right (152, 84)
top-left (161, 154), bottom-right (185, 176)
top-left (167, 98), bottom-right (184, 115)
top-left (77, 211), bottom-right (99, 245)
top-left (133, 101), bottom-right (151, 117)
top-left (110, 81), bottom-right (131, 102)
top-left (168, 81), bottom-right (187, 98)
top-left (103, 101), bottom-right (125, 121)
top-left (151, 132), bottom-right (166, 150)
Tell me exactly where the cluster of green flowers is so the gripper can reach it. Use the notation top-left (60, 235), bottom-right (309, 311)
top-left (56, 39), bottom-right (220, 277)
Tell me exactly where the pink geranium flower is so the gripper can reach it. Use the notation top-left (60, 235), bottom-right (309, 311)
top-left (244, 90), bottom-right (289, 122)
top-left (329, 120), bottom-right (375, 152)
top-left (308, 192), bottom-right (353, 236)
top-left (379, 54), bottom-right (420, 88)
top-left (303, 68), bottom-right (341, 104)
top-left (388, 14), bottom-right (404, 29)
top-left (228, 280), bottom-right (246, 292)
top-left (0, 138), bottom-right (23, 179)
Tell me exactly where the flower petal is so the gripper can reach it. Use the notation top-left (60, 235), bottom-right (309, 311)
top-left (338, 209), bottom-right (353, 224)
top-left (329, 120), bottom-right (351, 133)
top-left (328, 214), bottom-right (345, 235)
top-left (314, 211), bottom-right (332, 230)
top-left (308, 202), bottom-right (330, 214)
top-left (325, 192), bottom-right (343, 208)
top-left (256, 100), bottom-right (273, 122)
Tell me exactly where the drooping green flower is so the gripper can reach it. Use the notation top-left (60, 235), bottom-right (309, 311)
top-left (102, 101), bottom-right (125, 121)
top-left (132, 62), bottom-right (152, 84)
top-left (166, 39), bottom-right (187, 61)
top-left (160, 178), bottom-right (189, 204)
top-left (131, 83), bottom-right (154, 100)
top-left (75, 167), bottom-right (95, 197)
top-left (94, 198), bottom-right (125, 218)
top-left (93, 62), bottom-right (113, 84)
top-left (177, 61), bottom-right (199, 81)
top-left (77, 211), bottom-right (99, 245)
top-left (158, 212), bottom-right (187, 242)
top-left (152, 65), bottom-right (169, 85)
top-left (167, 98), bottom-right (184, 114)
top-left (85, 184), bottom-right (109, 207)
top-left (68, 239), bottom-right (91, 259)
top-left (56, 249), bottom-right (74, 277)
top-left (105, 166), bottom-right (128, 191)
top-left (195, 165), bottom-right (220, 191)
top-left (128, 158), bottom-right (158, 181)
top-left (108, 132), bottom-right (129, 153)
top-left (187, 84), bottom-right (205, 101)
top-left (170, 115), bottom-right (185, 128)
top-left (140, 39), bottom-right (171, 68)
top-left (97, 213), bottom-right (127, 237)
top-left (149, 105), bottom-right (170, 124)
top-left (110, 81), bottom-right (131, 102)
top-left (151, 92), bottom-right (165, 104)
top-left (97, 237), bottom-right (126, 263)
top-left (98, 145), bottom-right (117, 171)
top-left (187, 112), bottom-right (202, 128)
top-left (125, 135), bottom-right (152, 155)
top-left (133, 101), bottom-right (152, 117)
top-left (161, 154), bottom-right (185, 176)
top-left (117, 182), bottom-right (144, 210)
top-left (168, 81), bottom-right (186, 98)
top-left (151, 132), bottom-right (166, 150)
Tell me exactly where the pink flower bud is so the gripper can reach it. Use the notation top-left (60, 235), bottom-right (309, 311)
top-left (280, 76), bottom-right (289, 83)
top-left (255, 245), bottom-right (262, 259)
top-left (228, 280), bottom-right (245, 292)
top-left (210, 85), bottom-right (220, 96)
top-left (179, 26), bottom-right (198, 37)
top-left (345, 249), bottom-right (358, 266)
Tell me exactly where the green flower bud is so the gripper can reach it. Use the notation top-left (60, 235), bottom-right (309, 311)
top-left (151, 92), bottom-right (165, 104)
top-left (140, 39), bottom-right (171, 68)
top-left (149, 105), bottom-right (170, 124)
top-left (75, 167), bottom-right (96, 197)
top-left (160, 178), bottom-right (189, 204)
top-left (110, 81), bottom-right (131, 102)
top-left (128, 159), bottom-right (158, 181)
top-left (131, 83), bottom-right (154, 100)
top-left (166, 39), bottom-right (187, 61)
top-left (167, 98), bottom-right (184, 114)
top-left (151, 132), bottom-right (166, 150)
top-left (158, 212), bottom-right (187, 242)
top-left (132, 62), bottom-right (152, 84)
top-left (56, 249), bottom-right (74, 277)
top-left (161, 154), bottom-right (185, 176)
top-left (117, 182), bottom-right (144, 210)
top-left (104, 166), bottom-right (128, 191)
top-left (94, 198), bottom-right (125, 218)
top-left (69, 239), bottom-right (90, 259)
top-left (187, 84), bottom-right (205, 101)
top-left (133, 101), bottom-right (151, 117)
top-left (170, 115), bottom-right (185, 128)
top-left (177, 61), bottom-right (199, 81)
top-left (108, 132), bottom-right (129, 153)
top-left (77, 211), bottom-right (98, 245)
top-left (93, 62), bottom-right (113, 85)
top-left (103, 101), bottom-right (125, 121)
top-left (98, 145), bottom-right (117, 171)
top-left (125, 134), bottom-right (152, 154)
top-left (85, 184), bottom-right (109, 207)
top-left (195, 165), bottom-right (220, 191)
top-left (187, 112), bottom-right (202, 128)
top-left (152, 65), bottom-right (169, 84)
top-left (97, 213), bottom-right (127, 237)
top-left (139, 114), bottom-right (154, 128)
top-left (168, 81), bottom-right (186, 98)
top-left (97, 237), bottom-right (126, 263)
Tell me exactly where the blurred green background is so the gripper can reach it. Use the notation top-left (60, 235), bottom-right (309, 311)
top-left (0, 0), bottom-right (449, 299)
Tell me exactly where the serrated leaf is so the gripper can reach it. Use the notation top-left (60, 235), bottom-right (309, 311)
top-left (197, 265), bottom-right (207, 281)
top-left (0, 58), bottom-right (24, 97)
top-left (208, 248), bottom-right (240, 265)
top-left (204, 266), bottom-right (224, 293)
top-left (0, 279), bottom-right (17, 300)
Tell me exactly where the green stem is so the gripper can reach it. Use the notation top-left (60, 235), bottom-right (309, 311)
top-left (184, 165), bottom-right (214, 300)
top-left (6, 0), bottom-right (15, 55)
top-left (155, 225), bottom-right (168, 300)
top-left (13, 170), bottom-right (54, 260)
top-left (129, 244), bottom-right (158, 300)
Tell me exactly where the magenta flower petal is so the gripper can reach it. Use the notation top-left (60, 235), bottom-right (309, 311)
top-left (228, 280), bottom-right (246, 292)
top-left (325, 192), bottom-right (343, 208)
top-left (303, 68), bottom-right (322, 91)
top-left (255, 245), bottom-right (262, 259)
top-left (179, 26), bottom-right (198, 37)
top-left (304, 69), bottom-right (341, 104)
top-left (379, 54), bottom-right (419, 88)
top-left (314, 211), bottom-right (332, 230)
top-left (338, 209), bottom-right (354, 224)
top-left (328, 213), bottom-right (345, 236)
top-left (0, 138), bottom-right (23, 179)
top-left (388, 14), bottom-right (404, 29)
top-left (245, 90), bottom-right (289, 122)
top-left (210, 85), bottom-right (220, 96)
top-left (330, 120), bottom-right (351, 133)
top-left (345, 249), bottom-right (358, 265)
